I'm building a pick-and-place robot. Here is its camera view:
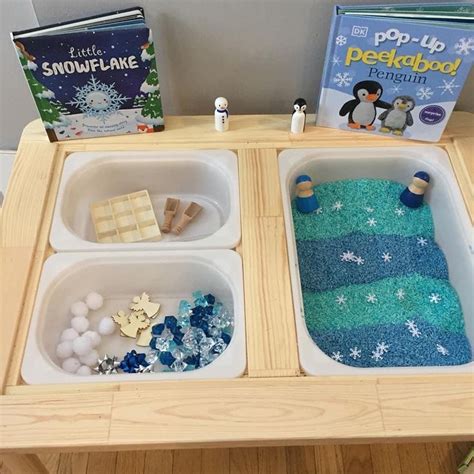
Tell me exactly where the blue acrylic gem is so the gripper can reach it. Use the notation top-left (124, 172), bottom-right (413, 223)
top-left (192, 305), bottom-right (205, 316)
top-left (221, 332), bottom-right (231, 344)
top-left (198, 320), bottom-right (209, 334)
top-left (184, 354), bottom-right (200, 367)
top-left (190, 313), bottom-right (201, 327)
top-left (205, 294), bottom-right (216, 305)
top-left (159, 351), bottom-right (176, 366)
top-left (204, 305), bottom-right (214, 315)
top-left (151, 323), bottom-right (165, 336)
top-left (164, 315), bottom-right (179, 332)
top-left (192, 290), bottom-right (208, 306)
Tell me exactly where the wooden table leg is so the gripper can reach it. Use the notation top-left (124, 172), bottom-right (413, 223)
top-left (1, 453), bottom-right (49, 473)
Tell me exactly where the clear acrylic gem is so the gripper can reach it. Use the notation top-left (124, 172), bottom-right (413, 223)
top-left (213, 338), bottom-right (227, 354)
top-left (171, 348), bottom-right (186, 361)
top-left (199, 352), bottom-right (217, 368)
top-left (170, 359), bottom-right (188, 372)
top-left (208, 326), bottom-right (221, 337)
top-left (145, 349), bottom-right (159, 365)
top-left (154, 336), bottom-right (171, 352)
top-left (199, 337), bottom-right (216, 355)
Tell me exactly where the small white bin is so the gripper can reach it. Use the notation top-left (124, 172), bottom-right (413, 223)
top-left (50, 150), bottom-right (240, 251)
top-left (279, 146), bottom-right (473, 376)
top-left (22, 250), bottom-right (246, 384)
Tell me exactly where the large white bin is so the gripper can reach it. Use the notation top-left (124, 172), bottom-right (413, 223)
top-left (50, 150), bottom-right (240, 251)
top-left (22, 250), bottom-right (246, 384)
top-left (279, 146), bottom-right (473, 376)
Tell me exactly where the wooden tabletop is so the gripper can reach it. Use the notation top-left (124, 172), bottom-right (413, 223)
top-left (0, 114), bottom-right (473, 454)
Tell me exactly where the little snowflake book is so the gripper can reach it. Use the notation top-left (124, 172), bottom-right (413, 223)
top-left (316, 3), bottom-right (473, 142)
top-left (11, 7), bottom-right (164, 141)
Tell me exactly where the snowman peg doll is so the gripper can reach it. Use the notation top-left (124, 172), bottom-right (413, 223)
top-left (214, 97), bottom-right (229, 132)
top-left (400, 171), bottom-right (430, 208)
top-left (295, 175), bottom-right (319, 213)
top-left (291, 98), bottom-right (307, 134)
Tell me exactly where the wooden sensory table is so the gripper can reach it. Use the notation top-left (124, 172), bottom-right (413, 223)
top-left (1, 113), bottom-right (473, 471)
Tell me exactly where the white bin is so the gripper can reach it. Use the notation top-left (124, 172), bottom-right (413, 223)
top-left (22, 250), bottom-right (246, 384)
top-left (50, 150), bottom-right (240, 251)
top-left (279, 146), bottom-right (473, 376)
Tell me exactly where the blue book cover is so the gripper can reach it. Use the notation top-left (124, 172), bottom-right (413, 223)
top-left (316, 3), bottom-right (473, 142)
top-left (12, 8), bottom-right (164, 141)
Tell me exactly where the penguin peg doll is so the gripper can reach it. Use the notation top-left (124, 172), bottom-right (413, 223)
top-left (339, 80), bottom-right (391, 130)
top-left (400, 171), bottom-right (430, 208)
top-left (214, 97), bottom-right (229, 132)
top-left (295, 175), bottom-right (319, 213)
top-left (291, 98), bottom-right (307, 134)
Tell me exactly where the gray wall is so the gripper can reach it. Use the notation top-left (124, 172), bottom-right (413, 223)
top-left (1, 0), bottom-right (473, 149)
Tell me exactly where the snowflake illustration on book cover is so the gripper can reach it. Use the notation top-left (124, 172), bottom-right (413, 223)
top-left (67, 75), bottom-right (129, 122)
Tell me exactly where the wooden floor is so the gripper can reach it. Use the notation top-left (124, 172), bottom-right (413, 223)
top-left (1, 443), bottom-right (471, 473)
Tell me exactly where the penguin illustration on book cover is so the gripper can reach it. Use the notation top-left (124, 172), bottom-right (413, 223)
top-left (379, 96), bottom-right (415, 136)
top-left (339, 80), bottom-right (391, 130)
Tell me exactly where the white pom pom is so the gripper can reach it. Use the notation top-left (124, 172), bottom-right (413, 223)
top-left (70, 300), bottom-right (89, 318)
top-left (71, 316), bottom-right (89, 334)
top-left (79, 349), bottom-right (99, 367)
top-left (76, 365), bottom-right (92, 376)
top-left (60, 328), bottom-right (79, 342)
top-left (72, 335), bottom-right (93, 356)
top-left (62, 357), bottom-right (80, 373)
top-left (83, 330), bottom-right (101, 348)
top-left (56, 341), bottom-right (73, 359)
top-left (98, 316), bottom-right (115, 336)
top-left (85, 292), bottom-right (104, 310)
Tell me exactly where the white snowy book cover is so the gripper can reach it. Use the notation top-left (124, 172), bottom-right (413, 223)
top-left (12, 11), bottom-right (164, 141)
top-left (316, 3), bottom-right (473, 142)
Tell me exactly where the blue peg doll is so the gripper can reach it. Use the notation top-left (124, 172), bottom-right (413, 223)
top-left (295, 175), bottom-right (319, 213)
top-left (400, 171), bottom-right (430, 208)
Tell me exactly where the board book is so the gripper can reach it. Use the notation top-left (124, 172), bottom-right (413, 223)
top-left (11, 7), bottom-right (164, 142)
top-left (316, 3), bottom-right (474, 142)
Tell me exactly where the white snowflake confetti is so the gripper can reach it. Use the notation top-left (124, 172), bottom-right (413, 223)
top-left (405, 319), bottom-right (421, 337)
top-left (395, 207), bottom-right (405, 217)
top-left (366, 293), bottom-right (377, 304)
top-left (331, 55), bottom-right (341, 66)
top-left (429, 293), bottom-right (442, 304)
top-left (417, 237), bottom-right (428, 247)
top-left (396, 289), bottom-right (405, 300)
top-left (416, 86), bottom-right (434, 101)
top-left (454, 37), bottom-right (474, 56)
top-left (335, 35), bottom-right (347, 46)
top-left (349, 347), bottom-right (362, 359)
top-left (340, 250), bottom-right (355, 262)
top-left (316, 207), bottom-right (323, 215)
top-left (382, 252), bottom-right (392, 263)
top-left (332, 201), bottom-right (344, 211)
top-left (354, 256), bottom-right (365, 266)
top-left (437, 78), bottom-right (460, 96)
top-left (336, 295), bottom-right (347, 305)
top-left (367, 218), bottom-right (377, 227)
top-left (436, 344), bottom-right (449, 356)
top-left (376, 342), bottom-right (390, 354)
top-left (331, 351), bottom-right (344, 362)
top-left (371, 350), bottom-right (384, 361)
top-left (333, 72), bottom-right (353, 88)
top-left (67, 75), bottom-right (129, 122)
top-left (365, 207), bottom-right (375, 213)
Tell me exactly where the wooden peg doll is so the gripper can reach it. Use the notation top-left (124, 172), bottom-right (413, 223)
top-left (400, 171), bottom-right (430, 208)
top-left (295, 175), bottom-right (319, 213)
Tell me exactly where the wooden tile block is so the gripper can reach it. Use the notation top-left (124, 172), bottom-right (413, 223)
top-left (90, 190), bottom-right (161, 243)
